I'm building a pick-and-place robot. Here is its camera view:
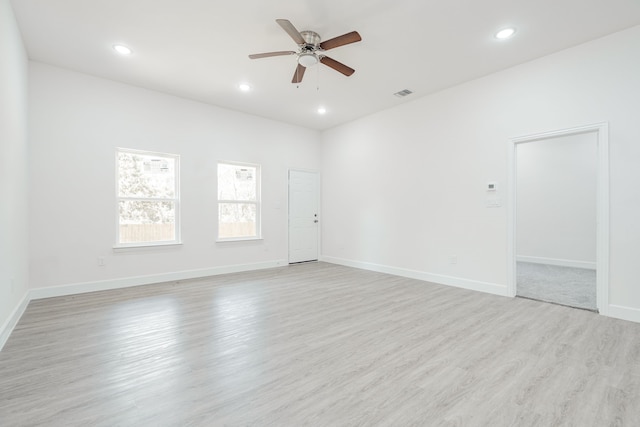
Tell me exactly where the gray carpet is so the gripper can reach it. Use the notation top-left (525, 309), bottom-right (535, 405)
top-left (516, 262), bottom-right (597, 311)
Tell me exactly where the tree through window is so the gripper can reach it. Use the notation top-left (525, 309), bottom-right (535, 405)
top-left (116, 149), bottom-right (180, 246)
top-left (217, 162), bottom-right (260, 240)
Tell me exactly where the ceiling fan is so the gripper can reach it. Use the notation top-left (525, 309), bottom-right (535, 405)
top-left (249, 19), bottom-right (362, 84)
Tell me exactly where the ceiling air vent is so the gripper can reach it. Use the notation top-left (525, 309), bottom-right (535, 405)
top-left (394, 89), bottom-right (413, 98)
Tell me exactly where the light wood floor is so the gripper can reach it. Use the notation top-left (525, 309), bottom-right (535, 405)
top-left (1, 262), bottom-right (639, 426)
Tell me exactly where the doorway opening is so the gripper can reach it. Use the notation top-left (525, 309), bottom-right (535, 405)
top-left (508, 123), bottom-right (609, 314)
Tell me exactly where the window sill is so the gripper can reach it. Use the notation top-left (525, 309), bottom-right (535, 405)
top-left (113, 242), bottom-right (183, 252)
top-left (216, 237), bottom-right (264, 243)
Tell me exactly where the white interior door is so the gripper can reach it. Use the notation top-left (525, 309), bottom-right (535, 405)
top-left (289, 170), bottom-right (319, 263)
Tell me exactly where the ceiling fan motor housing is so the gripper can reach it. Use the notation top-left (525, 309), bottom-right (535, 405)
top-left (300, 30), bottom-right (321, 47)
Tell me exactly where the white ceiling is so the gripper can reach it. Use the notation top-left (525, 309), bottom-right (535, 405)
top-left (10, 0), bottom-right (640, 130)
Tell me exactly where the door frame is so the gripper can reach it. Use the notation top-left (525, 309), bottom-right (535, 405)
top-left (288, 168), bottom-right (321, 264)
top-left (507, 122), bottom-right (609, 314)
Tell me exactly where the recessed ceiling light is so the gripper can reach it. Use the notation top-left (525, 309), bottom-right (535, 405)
top-left (317, 106), bottom-right (327, 115)
top-left (113, 44), bottom-right (133, 55)
top-left (238, 83), bottom-right (252, 92)
top-left (495, 28), bottom-right (516, 40)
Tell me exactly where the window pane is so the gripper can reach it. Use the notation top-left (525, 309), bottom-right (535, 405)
top-left (217, 163), bottom-right (257, 201)
top-left (218, 203), bottom-right (256, 239)
top-left (118, 152), bottom-right (176, 198)
top-left (119, 200), bottom-right (175, 243)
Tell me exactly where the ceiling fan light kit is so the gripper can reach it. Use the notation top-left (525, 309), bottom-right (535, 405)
top-left (298, 53), bottom-right (318, 67)
top-left (249, 19), bottom-right (361, 84)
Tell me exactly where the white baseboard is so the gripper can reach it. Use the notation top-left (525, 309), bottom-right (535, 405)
top-left (320, 256), bottom-right (640, 325)
top-left (0, 292), bottom-right (30, 352)
top-left (4, 258), bottom-right (638, 352)
top-left (2, 260), bottom-right (286, 352)
top-left (607, 304), bottom-right (640, 324)
top-left (320, 256), bottom-right (509, 297)
top-left (516, 255), bottom-right (596, 270)
top-left (30, 259), bottom-right (287, 300)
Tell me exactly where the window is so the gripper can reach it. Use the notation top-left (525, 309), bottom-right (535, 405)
top-left (217, 162), bottom-right (260, 240)
top-left (116, 148), bottom-right (180, 246)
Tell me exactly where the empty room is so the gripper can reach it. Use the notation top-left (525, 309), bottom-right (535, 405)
top-left (2, 0), bottom-right (640, 425)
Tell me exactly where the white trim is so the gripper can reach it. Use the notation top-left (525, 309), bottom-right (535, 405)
top-left (217, 159), bottom-right (262, 169)
top-left (507, 140), bottom-right (517, 297)
top-left (608, 305), bottom-right (640, 324)
top-left (596, 123), bottom-right (610, 316)
top-left (321, 256), bottom-right (509, 297)
top-left (516, 255), bottom-right (596, 270)
top-left (113, 242), bottom-right (184, 250)
top-left (118, 197), bottom-right (176, 202)
top-left (29, 260), bottom-right (286, 300)
top-left (216, 237), bottom-right (264, 243)
top-left (510, 124), bottom-right (604, 144)
top-left (0, 292), bottom-right (30, 351)
top-left (508, 122), bottom-right (609, 315)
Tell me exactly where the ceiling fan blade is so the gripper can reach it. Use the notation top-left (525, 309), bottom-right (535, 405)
top-left (276, 19), bottom-right (305, 45)
top-left (319, 31), bottom-right (361, 51)
top-left (320, 56), bottom-right (355, 77)
top-left (292, 63), bottom-right (306, 84)
top-left (249, 51), bottom-right (296, 59)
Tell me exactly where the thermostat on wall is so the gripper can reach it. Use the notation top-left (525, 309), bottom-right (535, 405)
top-left (487, 181), bottom-right (497, 192)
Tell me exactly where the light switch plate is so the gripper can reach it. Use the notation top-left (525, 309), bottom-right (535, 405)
top-left (486, 198), bottom-right (502, 208)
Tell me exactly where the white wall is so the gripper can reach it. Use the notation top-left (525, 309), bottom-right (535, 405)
top-left (28, 62), bottom-right (320, 291)
top-left (0, 0), bottom-right (29, 345)
top-left (321, 26), bottom-right (640, 321)
top-left (516, 132), bottom-right (597, 267)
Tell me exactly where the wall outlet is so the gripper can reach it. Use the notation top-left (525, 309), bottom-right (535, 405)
top-left (97, 257), bottom-right (105, 267)
top-left (449, 255), bottom-right (458, 265)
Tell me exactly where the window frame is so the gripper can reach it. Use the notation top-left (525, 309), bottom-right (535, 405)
top-left (216, 160), bottom-right (262, 242)
top-left (115, 147), bottom-right (181, 249)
